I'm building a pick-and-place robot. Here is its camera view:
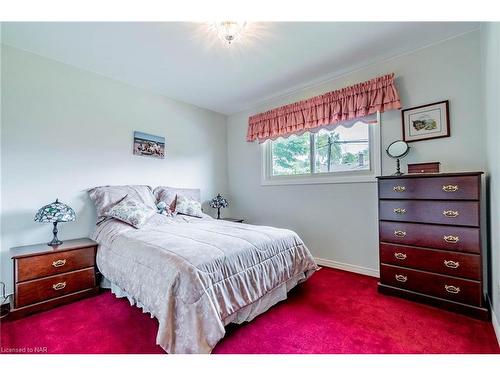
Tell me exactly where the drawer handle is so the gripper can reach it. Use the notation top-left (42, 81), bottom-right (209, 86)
top-left (443, 210), bottom-right (459, 218)
top-left (394, 230), bottom-right (407, 238)
top-left (393, 186), bottom-right (406, 192)
top-left (442, 184), bottom-right (459, 192)
top-left (395, 274), bottom-right (408, 283)
top-left (443, 260), bottom-right (460, 269)
top-left (394, 252), bottom-right (407, 260)
top-left (52, 259), bottom-right (67, 267)
top-left (393, 208), bottom-right (407, 214)
top-left (444, 285), bottom-right (461, 294)
top-left (443, 235), bottom-right (459, 244)
top-left (52, 282), bottom-right (66, 291)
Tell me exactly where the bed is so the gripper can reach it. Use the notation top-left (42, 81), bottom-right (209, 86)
top-left (89, 185), bottom-right (318, 354)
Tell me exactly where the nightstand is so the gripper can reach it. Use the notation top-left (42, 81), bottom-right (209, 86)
top-left (10, 238), bottom-right (99, 319)
top-left (220, 218), bottom-right (244, 223)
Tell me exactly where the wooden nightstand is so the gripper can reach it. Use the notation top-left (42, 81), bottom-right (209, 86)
top-left (10, 238), bottom-right (99, 319)
top-left (220, 218), bottom-right (244, 223)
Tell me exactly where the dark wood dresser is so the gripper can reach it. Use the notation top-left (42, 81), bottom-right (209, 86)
top-left (10, 238), bottom-right (99, 319)
top-left (377, 172), bottom-right (488, 319)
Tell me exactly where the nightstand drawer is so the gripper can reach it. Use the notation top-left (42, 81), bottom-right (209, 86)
top-left (16, 247), bottom-right (96, 282)
top-left (15, 267), bottom-right (96, 307)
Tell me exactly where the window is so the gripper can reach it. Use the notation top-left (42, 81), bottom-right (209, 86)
top-left (262, 118), bottom-right (380, 185)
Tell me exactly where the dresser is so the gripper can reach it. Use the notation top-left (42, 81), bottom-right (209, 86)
top-left (376, 172), bottom-right (489, 320)
top-left (10, 238), bottom-right (99, 319)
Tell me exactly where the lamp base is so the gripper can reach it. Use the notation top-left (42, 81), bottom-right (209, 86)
top-left (48, 222), bottom-right (63, 247)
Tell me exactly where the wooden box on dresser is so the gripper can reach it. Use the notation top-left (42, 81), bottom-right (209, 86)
top-left (10, 238), bottom-right (99, 319)
top-left (376, 172), bottom-right (489, 320)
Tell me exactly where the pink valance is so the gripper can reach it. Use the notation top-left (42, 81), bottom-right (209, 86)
top-left (247, 73), bottom-right (401, 142)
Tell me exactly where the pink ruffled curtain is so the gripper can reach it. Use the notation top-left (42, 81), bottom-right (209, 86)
top-left (247, 73), bottom-right (401, 143)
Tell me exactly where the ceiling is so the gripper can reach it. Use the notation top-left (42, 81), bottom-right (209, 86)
top-left (2, 22), bottom-right (479, 114)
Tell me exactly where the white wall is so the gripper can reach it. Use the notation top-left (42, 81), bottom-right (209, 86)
top-left (0, 45), bottom-right (228, 294)
top-left (227, 31), bottom-right (485, 274)
top-left (481, 23), bottom-right (500, 338)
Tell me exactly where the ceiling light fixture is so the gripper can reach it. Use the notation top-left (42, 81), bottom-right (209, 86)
top-left (211, 21), bottom-right (247, 45)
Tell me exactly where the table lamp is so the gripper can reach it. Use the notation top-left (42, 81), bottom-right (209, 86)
top-left (34, 199), bottom-right (76, 246)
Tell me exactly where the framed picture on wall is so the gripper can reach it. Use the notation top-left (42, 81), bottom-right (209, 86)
top-left (402, 100), bottom-right (450, 142)
top-left (133, 131), bottom-right (166, 159)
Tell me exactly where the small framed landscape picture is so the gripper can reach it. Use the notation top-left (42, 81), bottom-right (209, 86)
top-left (133, 131), bottom-right (165, 159)
top-left (402, 100), bottom-right (450, 142)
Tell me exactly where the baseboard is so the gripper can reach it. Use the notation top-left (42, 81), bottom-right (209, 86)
top-left (315, 257), bottom-right (379, 278)
top-left (489, 298), bottom-right (500, 347)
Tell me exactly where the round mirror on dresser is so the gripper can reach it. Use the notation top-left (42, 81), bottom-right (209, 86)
top-left (386, 140), bottom-right (410, 175)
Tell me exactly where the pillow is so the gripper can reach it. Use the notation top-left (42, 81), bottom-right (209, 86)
top-left (153, 186), bottom-right (201, 211)
top-left (175, 194), bottom-right (203, 218)
top-left (105, 195), bottom-right (156, 228)
top-left (88, 185), bottom-right (156, 221)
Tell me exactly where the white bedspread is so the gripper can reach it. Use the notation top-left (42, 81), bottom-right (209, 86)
top-left (92, 214), bottom-right (318, 354)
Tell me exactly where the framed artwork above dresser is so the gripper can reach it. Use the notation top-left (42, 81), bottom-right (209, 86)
top-left (376, 172), bottom-right (489, 320)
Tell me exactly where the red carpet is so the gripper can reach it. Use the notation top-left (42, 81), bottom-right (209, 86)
top-left (1, 267), bottom-right (499, 354)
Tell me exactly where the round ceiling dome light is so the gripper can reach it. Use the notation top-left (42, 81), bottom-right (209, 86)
top-left (211, 21), bottom-right (247, 45)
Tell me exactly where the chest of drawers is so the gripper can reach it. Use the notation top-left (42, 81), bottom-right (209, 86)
top-left (376, 172), bottom-right (489, 320)
top-left (10, 238), bottom-right (99, 319)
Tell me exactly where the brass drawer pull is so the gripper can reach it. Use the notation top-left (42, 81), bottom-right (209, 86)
top-left (52, 282), bottom-right (66, 291)
top-left (394, 252), bottom-right (407, 260)
top-left (394, 230), bottom-right (407, 238)
top-left (442, 184), bottom-right (459, 192)
top-left (52, 259), bottom-right (67, 268)
top-left (444, 285), bottom-right (460, 294)
top-left (393, 186), bottom-right (406, 192)
top-left (443, 210), bottom-right (459, 218)
top-left (443, 235), bottom-right (459, 244)
top-left (395, 274), bottom-right (408, 283)
top-left (393, 208), bottom-right (406, 214)
top-left (444, 260), bottom-right (460, 269)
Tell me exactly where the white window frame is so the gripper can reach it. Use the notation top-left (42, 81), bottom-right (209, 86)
top-left (261, 112), bottom-right (381, 186)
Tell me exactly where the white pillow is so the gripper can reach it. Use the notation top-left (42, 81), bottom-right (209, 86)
top-left (175, 195), bottom-right (203, 218)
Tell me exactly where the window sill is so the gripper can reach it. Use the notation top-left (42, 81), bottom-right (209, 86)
top-left (261, 173), bottom-right (378, 186)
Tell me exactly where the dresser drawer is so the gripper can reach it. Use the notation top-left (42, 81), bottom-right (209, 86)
top-left (380, 243), bottom-right (481, 280)
top-left (378, 175), bottom-right (480, 200)
top-left (379, 221), bottom-right (480, 253)
top-left (379, 200), bottom-right (479, 227)
top-left (16, 247), bottom-right (96, 282)
top-left (380, 264), bottom-right (482, 306)
top-left (15, 267), bottom-right (96, 307)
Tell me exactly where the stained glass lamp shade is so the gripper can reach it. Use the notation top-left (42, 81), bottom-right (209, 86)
top-left (210, 194), bottom-right (229, 219)
top-left (34, 199), bottom-right (76, 246)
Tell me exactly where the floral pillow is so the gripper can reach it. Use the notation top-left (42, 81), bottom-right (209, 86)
top-left (105, 196), bottom-right (156, 228)
top-left (175, 194), bottom-right (203, 218)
